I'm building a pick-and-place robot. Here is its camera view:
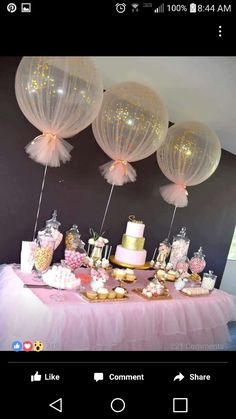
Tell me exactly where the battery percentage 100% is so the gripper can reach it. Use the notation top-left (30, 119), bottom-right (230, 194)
top-left (167, 4), bottom-right (188, 12)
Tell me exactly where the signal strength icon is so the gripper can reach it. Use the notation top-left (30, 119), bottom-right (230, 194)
top-left (132, 3), bottom-right (139, 11)
top-left (154, 3), bottom-right (164, 13)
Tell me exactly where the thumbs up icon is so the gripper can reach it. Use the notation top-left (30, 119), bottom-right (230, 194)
top-left (31, 371), bottom-right (42, 382)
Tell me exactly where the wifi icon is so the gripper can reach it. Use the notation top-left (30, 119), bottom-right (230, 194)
top-left (131, 3), bottom-right (139, 12)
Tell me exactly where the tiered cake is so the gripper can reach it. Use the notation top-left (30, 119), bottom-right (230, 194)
top-left (114, 216), bottom-right (147, 266)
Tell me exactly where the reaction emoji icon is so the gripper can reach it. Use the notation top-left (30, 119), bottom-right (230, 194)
top-left (12, 340), bottom-right (22, 352)
top-left (33, 340), bottom-right (44, 352)
top-left (23, 341), bottom-right (33, 352)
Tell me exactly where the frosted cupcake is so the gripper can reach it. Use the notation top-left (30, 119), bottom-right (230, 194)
top-left (166, 270), bottom-right (179, 281)
top-left (114, 287), bottom-right (126, 298)
top-left (125, 268), bottom-right (136, 282)
top-left (86, 290), bottom-right (97, 300)
top-left (112, 268), bottom-right (126, 280)
top-left (97, 287), bottom-right (109, 300)
top-left (108, 290), bottom-right (116, 299)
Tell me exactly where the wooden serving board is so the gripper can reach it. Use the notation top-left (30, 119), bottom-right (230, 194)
top-left (132, 288), bottom-right (172, 301)
top-left (79, 292), bottom-right (129, 303)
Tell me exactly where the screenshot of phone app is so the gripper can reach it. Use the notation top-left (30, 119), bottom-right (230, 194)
top-left (0, 1), bottom-right (235, 417)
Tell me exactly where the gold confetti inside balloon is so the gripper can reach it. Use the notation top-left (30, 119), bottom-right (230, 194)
top-left (15, 56), bottom-right (103, 167)
top-left (157, 121), bottom-right (221, 207)
top-left (92, 81), bottom-right (168, 185)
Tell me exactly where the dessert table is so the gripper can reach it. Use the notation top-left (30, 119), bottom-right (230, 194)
top-left (1, 264), bottom-right (236, 351)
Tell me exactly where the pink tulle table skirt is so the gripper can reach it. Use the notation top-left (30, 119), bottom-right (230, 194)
top-left (0, 265), bottom-right (236, 351)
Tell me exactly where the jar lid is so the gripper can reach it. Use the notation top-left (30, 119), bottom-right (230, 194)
top-left (162, 238), bottom-right (171, 247)
top-left (193, 246), bottom-right (205, 259)
top-left (46, 210), bottom-right (61, 229)
top-left (177, 227), bottom-right (187, 238)
top-left (67, 224), bottom-right (81, 236)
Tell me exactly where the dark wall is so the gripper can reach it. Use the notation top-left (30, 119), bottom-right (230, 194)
top-left (1, 56), bottom-right (236, 288)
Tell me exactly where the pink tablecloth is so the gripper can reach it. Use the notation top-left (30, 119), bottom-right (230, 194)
top-left (0, 264), bottom-right (236, 351)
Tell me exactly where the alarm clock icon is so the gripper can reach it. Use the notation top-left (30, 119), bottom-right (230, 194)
top-left (116, 3), bottom-right (126, 13)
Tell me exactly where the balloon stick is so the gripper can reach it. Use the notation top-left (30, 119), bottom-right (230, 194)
top-left (33, 165), bottom-right (48, 240)
top-left (99, 183), bottom-right (115, 233)
top-left (167, 205), bottom-right (177, 241)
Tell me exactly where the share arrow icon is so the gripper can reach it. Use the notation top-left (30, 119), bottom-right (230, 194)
top-left (173, 372), bottom-right (185, 381)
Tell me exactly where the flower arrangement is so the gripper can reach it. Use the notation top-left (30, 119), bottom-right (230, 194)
top-left (88, 228), bottom-right (109, 248)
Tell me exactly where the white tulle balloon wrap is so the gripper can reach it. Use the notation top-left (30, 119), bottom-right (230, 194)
top-left (157, 121), bottom-right (221, 207)
top-left (15, 56), bottom-right (103, 167)
top-left (92, 81), bottom-right (168, 186)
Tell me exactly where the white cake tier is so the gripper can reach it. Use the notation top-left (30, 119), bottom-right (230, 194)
top-left (115, 245), bottom-right (147, 266)
top-left (125, 221), bottom-right (145, 238)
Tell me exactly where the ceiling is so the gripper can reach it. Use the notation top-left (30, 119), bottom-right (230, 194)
top-left (94, 57), bottom-right (236, 155)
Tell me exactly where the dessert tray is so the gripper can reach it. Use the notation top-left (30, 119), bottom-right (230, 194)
top-left (132, 288), bottom-right (172, 301)
top-left (79, 292), bottom-right (129, 303)
top-left (109, 255), bottom-right (151, 270)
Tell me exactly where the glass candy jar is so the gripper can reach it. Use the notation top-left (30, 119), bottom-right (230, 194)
top-left (189, 247), bottom-right (206, 274)
top-left (169, 227), bottom-right (190, 269)
top-left (34, 226), bottom-right (55, 278)
top-left (201, 270), bottom-right (217, 291)
top-left (176, 256), bottom-right (189, 274)
top-left (45, 210), bottom-right (63, 250)
top-left (65, 225), bottom-right (86, 271)
top-left (46, 210), bottom-right (61, 231)
top-left (154, 239), bottom-right (171, 269)
top-left (65, 225), bottom-right (83, 251)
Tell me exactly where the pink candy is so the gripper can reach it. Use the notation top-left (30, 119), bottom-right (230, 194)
top-left (65, 250), bottom-right (85, 271)
top-left (189, 257), bottom-right (206, 274)
top-left (176, 261), bottom-right (189, 272)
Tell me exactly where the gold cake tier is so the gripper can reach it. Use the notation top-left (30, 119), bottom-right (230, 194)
top-left (122, 234), bottom-right (145, 251)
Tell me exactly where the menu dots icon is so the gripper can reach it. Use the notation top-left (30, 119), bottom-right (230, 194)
top-left (219, 25), bottom-right (222, 37)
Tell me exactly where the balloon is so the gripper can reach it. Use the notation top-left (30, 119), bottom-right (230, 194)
top-left (15, 56), bottom-right (103, 167)
top-left (92, 81), bottom-right (168, 186)
top-left (157, 121), bottom-right (221, 207)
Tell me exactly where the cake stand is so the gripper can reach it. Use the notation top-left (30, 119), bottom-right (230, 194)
top-left (109, 255), bottom-right (151, 270)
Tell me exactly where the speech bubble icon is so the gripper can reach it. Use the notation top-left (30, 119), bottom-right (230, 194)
top-left (94, 372), bottom-right (104, 382)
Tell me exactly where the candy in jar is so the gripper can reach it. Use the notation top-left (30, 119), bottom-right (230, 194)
top-left (64, 249), bottom-right (86, 271)
top-left (65, 225), bottom-right (83, 251)
top-left (154, 238), bottom-right (171, 268)
top-left (45, 210), bottom-right (63, 249)
top-left (65, 225), bottom-right (86, 270)
top-left (34, 226), bottom-right (55, 273)
top-left (189, 247), bottom-right (206, 274)
top-left (201, 270), bottom-right (217, 291)
top-left (169, 227), bottom-right (190, 269)
top-left (176, 256), bottom-right (189, 273)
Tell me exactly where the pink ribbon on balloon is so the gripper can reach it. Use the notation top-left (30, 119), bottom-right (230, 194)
top-left (109, 159), bottom-right (128, 174)
top-left (160, 183), bottom-right (189, 208)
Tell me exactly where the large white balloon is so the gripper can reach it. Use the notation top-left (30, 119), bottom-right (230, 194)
top-left (157, 121), bottom-right (221, 207)
top-left (15, 56), bottom-right (103, 167)
top-left (92, 81), bottom-right (168, 185)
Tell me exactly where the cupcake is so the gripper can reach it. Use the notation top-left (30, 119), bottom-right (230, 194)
top-left (108, 290), bottom-right (116, 299)
top-left (97, 287), bottom-right (109, 300)
top-left (112, 268), bottom-right (126, 280)
top-left (86, 290), bottom-right (97, 300)
top-left (166, 270), bottom-right (178, 281)
top-left (156, 269), bottom-right (166, 278)
top-left (125, 269), bottom-right (136, 282)
top-left (114, 287), bottom-right (126, 299)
